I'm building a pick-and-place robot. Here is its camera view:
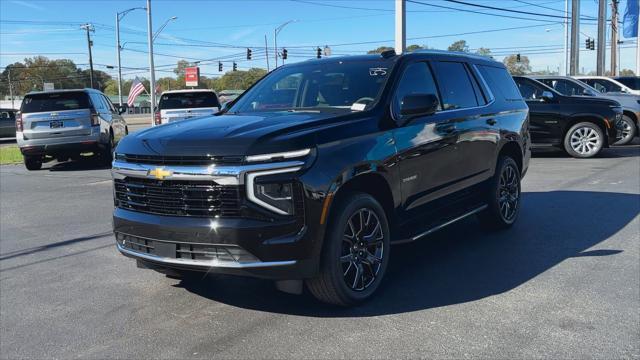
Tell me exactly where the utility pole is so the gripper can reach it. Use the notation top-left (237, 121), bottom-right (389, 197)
top-left (569, 0), bottom-right (580, 75)
top-left (596, 0), bottom-right (607, 75)
top-left (611, 0), bottom-right (619, 76)
top-left (395, 0), bottom-right (406, 54)
top-left (81, 24), bottom-right (95, 88)
top-left (116, 14), bottom-right (122, 105)
top-left (265, 35), bottom-right (270, 72)
top-left (146, 0), bottom-right (157, 126)
top-left (563, 0), bottom-right (569, 75)
top-left (8, 68), bottom-right (14, 109)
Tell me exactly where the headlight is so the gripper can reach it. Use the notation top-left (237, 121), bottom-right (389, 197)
top-left (246, 167), bottom-right (301, 215)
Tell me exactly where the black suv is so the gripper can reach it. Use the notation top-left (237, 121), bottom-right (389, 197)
top-left (512, 76), bottom-right (623, 158)
top-left (112, 51), bottom-right (530, 306)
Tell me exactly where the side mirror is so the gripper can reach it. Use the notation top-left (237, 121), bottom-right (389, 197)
top-left (400, 93), bottom-right (439, 120)
top-left (541, 91), bottom-right (555, 102)
top-left (117, 105), bottom-right (127, 115)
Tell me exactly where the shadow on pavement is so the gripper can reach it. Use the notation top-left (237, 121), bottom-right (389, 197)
top-left (44, 156), bottom-right (111, 172)
top-left (0, 231), bottom-right (113, 261)
top-left (533, 143), bottom-right (640, 158)
top-left (178, 190), bottom-right (639, 317)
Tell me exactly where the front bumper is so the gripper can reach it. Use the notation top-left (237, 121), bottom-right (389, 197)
top-left (111, 158), bottom-right (319, 280)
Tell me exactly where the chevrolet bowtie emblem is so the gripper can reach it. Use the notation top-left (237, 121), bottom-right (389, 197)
top-left (148, 168), bottom-right (172, 180)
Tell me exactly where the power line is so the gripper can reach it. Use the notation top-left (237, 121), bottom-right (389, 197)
top-left (441, 0), bottom-right (596, 20)
top-left (407, 0), bottom-right (596, 23)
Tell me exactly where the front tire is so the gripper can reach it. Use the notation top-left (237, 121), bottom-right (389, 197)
top-left (478, 156), bottom-right (521, 230)
top-left (564, 122), bottom-right (604, 158)
top-left (24, 155), bottom-right (42, 171)
top-left (614, 115), bottom-right (636, 146)
top-left (306, 193), bottom-right (390, 306)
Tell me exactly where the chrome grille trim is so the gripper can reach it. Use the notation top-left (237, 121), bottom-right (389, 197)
top-left (111, 160), bottom-right (305, 185)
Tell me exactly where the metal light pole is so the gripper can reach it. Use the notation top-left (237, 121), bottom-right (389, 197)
top-left (395, 0), bottom-right (406, 54)
top-left (153, 16), bottom-right (177, 42)
top-left (274, 20), bottom-right (296, 68)
top-left (596, 0), bottom-right (607, 75)
top-left (116, 7), bottom-right (145, 107)
top-left (563, 0), bottom-right (569, 75)
top-left (146, 0), bottom-right (155, 125)
top-left (569, 0), bottom-right (580, 75)
top-left (8, 68), bottom-right (14, 109)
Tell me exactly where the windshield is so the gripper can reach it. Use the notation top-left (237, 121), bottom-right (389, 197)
top-left (21, 92), bottom-right (90, 113)
top-left (615, 77), bottom-right (640, 90)
top-left (158, 92), bottom-right (220, 110)
top-left (229, 59), bottom-right (393, 113)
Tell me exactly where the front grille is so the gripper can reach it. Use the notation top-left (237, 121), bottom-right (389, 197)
top-left (118, 153), bottom-right (244, 166)
top-left (114, 177), bottom-right (240, 217)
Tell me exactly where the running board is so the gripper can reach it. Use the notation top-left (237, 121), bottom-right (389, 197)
top-left (391, 204), bottom-right (488, 245)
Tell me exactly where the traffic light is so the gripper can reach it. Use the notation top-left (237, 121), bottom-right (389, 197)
top-left (317, 47), bottom-right (322, 59)
top-left (246, 48), bottom-right (252, 60)
top-left (585, 38), bottom-right (590, 50)
top-left (589, 38), bottom-right (595, 50)
top-left (516, 53), bottom-right (521, 63)
top-left (233, 62), bottom-right (237, 71)
top-left (218, 62), bottom-right (222, 72)
top-left (282, 48), bottom-right (288, 60)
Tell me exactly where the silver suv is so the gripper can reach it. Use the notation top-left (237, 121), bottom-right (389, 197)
top-left (16, 89), bottom-right (128, 170)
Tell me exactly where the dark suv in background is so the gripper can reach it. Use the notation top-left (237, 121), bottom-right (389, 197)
top-left (513, 76), bottom-right (622, 158)
top-left (112, 51), bottom-right (530, 306)
top-left (17, 89), bottom-right (128, 170)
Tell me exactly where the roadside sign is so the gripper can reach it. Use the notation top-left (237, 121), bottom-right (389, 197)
top-left (185, 67), bottom-right (199, 87)
top-left (43, 82), bottom-right (54, 91)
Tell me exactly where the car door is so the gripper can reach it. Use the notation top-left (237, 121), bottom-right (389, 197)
top-left (391, 61), bottom-right (460, 212)
top-left (514, 78), bottom-right (562, 145)
top-left (102, 95), bottom-right (126, 141)
top-left (431, 60), bottom-right (496, 184)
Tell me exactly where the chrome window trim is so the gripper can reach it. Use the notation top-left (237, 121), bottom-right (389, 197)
top-left (117, 243), bottom-right (297, 269)
top-left (111, 159), bottom-right (304, 185)
top-left (246, 167), bottom-right (302, 215)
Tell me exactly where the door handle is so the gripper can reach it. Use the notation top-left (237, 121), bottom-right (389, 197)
top-left (486, 119), bottom-right (497, 126)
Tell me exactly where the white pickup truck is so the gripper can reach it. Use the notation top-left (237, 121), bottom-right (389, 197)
top-left (155, 89), bottom-right (221, 125)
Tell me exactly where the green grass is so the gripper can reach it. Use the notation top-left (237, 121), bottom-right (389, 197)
top-left (0, 146), bottom-right (23, 165)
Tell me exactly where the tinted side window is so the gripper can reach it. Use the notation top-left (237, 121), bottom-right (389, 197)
top-left (393, 62), bottom-right (440, 114)
top-left (590, 79), bottom-right (622, 93)
top-left (89, 93), bottom-right (106, 111)
top-left (540, 79), bottom-right (584, 96)
top-left (102, 95), bottom-right (117, 113)
top-left (514, 78), bottom-right (547, 101)
top-left (477, 65), bottom-right (522, 101)
top-left (432, 61), bottom-right (479, 110)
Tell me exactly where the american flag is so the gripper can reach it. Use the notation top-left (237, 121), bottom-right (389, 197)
top-left (127, 77), bottom-right (146, 107)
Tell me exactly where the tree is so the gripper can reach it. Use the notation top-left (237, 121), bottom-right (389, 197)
top-left (213, 68), bottom-right (267, 91)
top-left (476, 47), bottom-right (492, 57)
top-left (173, 59), bottom-right (191, 77)
top-left (503, 54), bottom-right (531, 75)
top-left (447, 40), bottom-right (468, 52)
top-left (619, 69), bottom-right (636, 76)
top-left (367, 46), bottom-right (394, 54)
top-left (406, 44), bottom-right (424, 52)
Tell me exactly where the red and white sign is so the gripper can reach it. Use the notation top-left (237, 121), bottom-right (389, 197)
top-left (185, 67), bottom-right (199, 87)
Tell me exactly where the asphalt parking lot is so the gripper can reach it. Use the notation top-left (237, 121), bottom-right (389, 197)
top-left (1, 143), bottom-right (639, 359)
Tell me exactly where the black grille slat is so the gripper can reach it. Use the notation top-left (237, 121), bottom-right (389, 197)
top-left (115, 177), bottom-right (240, 217)
top-left (119, 154), bottom-right (244, 166)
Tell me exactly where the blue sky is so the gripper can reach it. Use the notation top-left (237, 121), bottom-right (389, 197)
top-left (0, 0), bottom-right (637, 78)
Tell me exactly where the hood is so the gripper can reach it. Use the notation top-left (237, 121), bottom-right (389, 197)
top-left (116, 111), bottom-right (346, 157)
top-left (599, 93), bottom-right (640, 110)
top-left (562, 95), bottom-right (620, 107)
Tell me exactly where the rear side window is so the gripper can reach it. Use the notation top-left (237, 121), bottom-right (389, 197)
top-left (477, 65), bottom-right (522, 101)
top-left (584, 79), bottom-right (622, 93)
top-left (432, 61), bottom-right (479, 110)
top-left (615, 77), bottom-right (640, 90)
top-left (159, 92), bottom-right (220, 110)
top-left (21, 92), bottom-right (90, 113)
top-left (0, 111), bottom-right (15, 120)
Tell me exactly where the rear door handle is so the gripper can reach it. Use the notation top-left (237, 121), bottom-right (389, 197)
top-left (486, 119), bottom-right (497, 126)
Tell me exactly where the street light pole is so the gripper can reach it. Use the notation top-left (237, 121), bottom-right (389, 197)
top-left (146, 0), bottom-right (156, 126)
top-left (274, 20), bottom-right (296, 68)
top-left (116, 7), bottom-right (145, 107)
top-left (395, 0), bottom-right (406, 54)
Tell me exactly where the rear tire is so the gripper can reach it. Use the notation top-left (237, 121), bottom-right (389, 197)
top-left (477, 156), bottom-right (521, 230)
top-left (24, 155), bottom-right (42, 171)
top-left (306, 192), bottom-right (390, 306)
top-left (563, 122), bottom-right (604, 158)
top-left (614, 115), bottom-right (636, 146)
top-left (101, 133), bottom-right (114, 165)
